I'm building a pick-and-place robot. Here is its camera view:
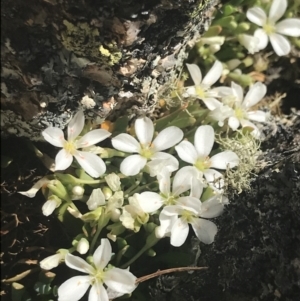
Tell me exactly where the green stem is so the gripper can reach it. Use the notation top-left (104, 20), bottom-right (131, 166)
top-left (89, 212), bottom-right (109, 254)
top-left (120, 231), bottom-right (160, 269)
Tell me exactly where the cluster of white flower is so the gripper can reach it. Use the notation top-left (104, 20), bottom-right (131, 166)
top-left (20, 111), bottom-right (240, 300)
top-left (184, 62), bottom-right (268, 138)
top-left (245, 0), bottom-right (300, 56)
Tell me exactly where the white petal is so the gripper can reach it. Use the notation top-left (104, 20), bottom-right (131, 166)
top-left (204, 169), bottom-right (224, 188)
top-left (138, 192), bottom-right (163, 213)
top-left (111, 134), bottom-right (140, 153)
top-left (157, 170), bottom-right (171, 195)
top-left (269, 0), bottom-right (287, 23)
top-left (246, 7), bottom-right (267, 26)
top-left (213, 86), bottom-right (232, 97)
top-left (269, 33), bottom-right (291, 56)
top-left (186, 64), bottom-right (202, 85)
top-left (74, 151), bottom-right (106, 178)
top-left (152, 126), bottom-right (184, 151)
top-left (93, 238), bottom-right (112, 270)
top-left (147, 153), bottom-right (179, 177)
top-left (77, 129), bottom-right (111, 148)
top-left (65, 253), bottom-right (94, 274)
top-left (58, 276), bottom-right (91, 301)
top-left (42, 127), bottom-right (65, 147)
top-left (55, 149), bottom-right (73, 171)
top-left (173, 166), bottom-right (197, 196)
top-left (276, 19), bottom-right (300, 37)
top-left (87, 188), bottom-right (106, 211)
top-left (120, 155), bottom-right (147, 176)
top-left (40, 253), bottom-right (64, 270)
top-left (184, 86), bottom-right (197, 97)
top-left (175, 141), bottom-right (198, 164)
top-left (210, 151), bottom-right (239, 169)
top-left (190, 176), bottom-right (204, 199)
top-left (89, 283), bottom-right (108, 301)
top-left (68, 110), bottom-right (85, 141)
top-left (191, 218), bottom-right (218, 244)
top-left (253, 29), bottom-right (269, 50)
top-left (243, 82), bottom-right (267, 108)
top-left (202, 97), bottom-right (222, 110)
top-left (240, 119), bottom-right (261, 138)
top-left (170, 218), bottom-right (189, 247)
top-left (228, 116), bottom-right (240, 130)
top-left (194, 125), bottom-right (214, 157)
top-left (202, 61), bottom-right (223, 86)
top-left (104, 268), bottom-right (137, 294)
top-left (18, 177), bottom-right (50, 198)
top-left (231, 82), bottom-right (244, 102)
top-left (135, 117), bottom-right (154, 145)
top-left (247, 110), bottom-right (267, 122)
top-left (42, 200), bottom-right (57, 216)
top-left (177, 196), bottom-right (202, 214)
top-left (200, 196), bottom-right (224, 218)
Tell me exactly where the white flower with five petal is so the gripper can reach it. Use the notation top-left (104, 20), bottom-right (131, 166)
top-left (184, 61), bottom-right (223, 110)
top-left (111, 117), bottom-right (183, 176)
top-left (213, 81), bottom-right (268, 137)
top-left (175, 125), bottom-right (239, 188)
top-left (156, 195), bottom-right (224, 247)
top-left (42, 111), bottom-right (111, 178)
top-left (58, 238), bottom-right (137, 301)
top-left (246, 0), bottom-right (300, 56)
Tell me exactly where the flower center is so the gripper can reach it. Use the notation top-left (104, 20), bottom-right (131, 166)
top-left (234, 107), bottom-right (247, 120)
top-left (90, 269), bottom-right (105, 286)
top-left (195, 86), bottom-right (206, 98)
top-left (139, 144), bottom-right (154, 159)
top-left (263, 22), bottom-right (275, 35)
top-left (180, 209), bottom-right (194, 223)
top-left (63, 141), bottom-right (77, 155)
top-left (162, 193), bottom-right (177, 206)
top-left (194, 157), bottom-right (211, 171)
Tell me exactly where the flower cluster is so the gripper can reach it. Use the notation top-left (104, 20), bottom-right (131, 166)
top-left (20, 110), bottom-right (240, 299)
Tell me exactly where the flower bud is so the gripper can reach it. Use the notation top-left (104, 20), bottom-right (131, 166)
top-left (110, 208), bottom-right (121, 222)
top-left (76, 238), bottom-right (89, 254)
top-left (102, 186), bottom-right (113, 200)
top-left (40, 249), bottom-right (68, 270)
top-left (72, 185), bottom-right (84, 197)
top-left (42, 196), bottom-right (61, 216)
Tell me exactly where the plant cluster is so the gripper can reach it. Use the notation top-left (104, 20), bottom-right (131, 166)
top-left (15, 0), bottom-right (299, 300)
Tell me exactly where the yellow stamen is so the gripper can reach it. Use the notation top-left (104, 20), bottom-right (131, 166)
top-left (194, 157), bottom-right (211, 171)
top-left (63, 141), bottom-right (77, 155)
top-left (263, 22), bottom-right (275, 35)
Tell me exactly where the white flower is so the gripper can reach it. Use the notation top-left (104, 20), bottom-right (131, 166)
top-left (111, 117), bottom-right (183, 176)
top-left (120, 194), bottom-right (149, 232)
top-left (42, 110), bottom-right (111, 178)
top-left (246, 0), bottom-right (300, 56)
top-left (136, 168), bottom-right (203, 214)
top-left (238, 34), bottom-right (261, 54)
top-left (184, 61), bottom-right (223, 110)
top-left (58, 238), bottom-right (137, 301)
top-left (214, 81), bottom-right (267, 137)
top-left (175, 125), bottom-right (239, 188)
top-left (157, 195), bottom-right (224, 247)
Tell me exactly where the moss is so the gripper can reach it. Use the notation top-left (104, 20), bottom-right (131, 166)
top-left (216, 130), bottom-right (261, 194)
top-left (61, 21), bottom-right (122, 65)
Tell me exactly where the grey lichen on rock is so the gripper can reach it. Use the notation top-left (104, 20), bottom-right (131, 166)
top-left (1, 0), bottom-right (217, 140)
